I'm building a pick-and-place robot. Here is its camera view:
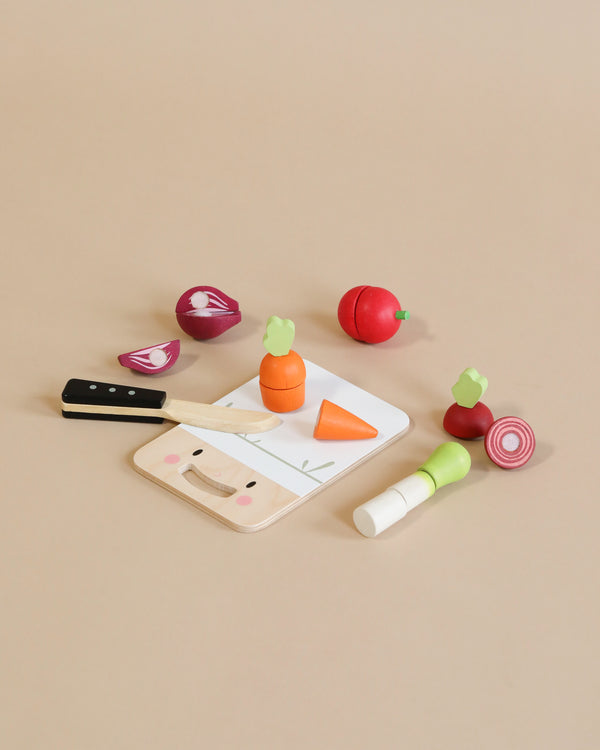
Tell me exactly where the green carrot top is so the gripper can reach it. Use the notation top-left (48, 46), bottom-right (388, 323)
top-left (263, 316), bottom-right (295, 356)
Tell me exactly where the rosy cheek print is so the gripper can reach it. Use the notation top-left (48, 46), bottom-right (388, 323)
top-left (235, 480), bottom-right (257, 504)
top-left (164, 454), bottom-right (180, 464)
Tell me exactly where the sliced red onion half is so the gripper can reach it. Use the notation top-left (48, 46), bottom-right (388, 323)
top-left (118, 339), bottom-right (180, 374)
top-left (175, 286), bottom-right (241, 339)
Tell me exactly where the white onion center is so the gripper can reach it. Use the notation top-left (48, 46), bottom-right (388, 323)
top-left (149, 349), bottom-right (168, 367)
top-left (190, 291), bottom-right (210, 309)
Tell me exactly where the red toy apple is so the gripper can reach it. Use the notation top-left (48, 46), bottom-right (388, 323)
top-left (337, 286), bottom-right (409, 343)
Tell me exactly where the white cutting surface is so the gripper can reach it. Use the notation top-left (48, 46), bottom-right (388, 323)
top-left (181, 360), bottom-right (410, 496)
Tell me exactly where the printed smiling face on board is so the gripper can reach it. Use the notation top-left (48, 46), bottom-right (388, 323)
top-left (133, 426), bottom-right (298, 531)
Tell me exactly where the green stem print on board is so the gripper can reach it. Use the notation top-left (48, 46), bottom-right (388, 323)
top-left (226, 403), bottom-right (335, 485)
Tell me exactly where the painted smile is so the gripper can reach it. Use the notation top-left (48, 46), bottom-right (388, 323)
top-left (179, 463), bottom-right (236, 497)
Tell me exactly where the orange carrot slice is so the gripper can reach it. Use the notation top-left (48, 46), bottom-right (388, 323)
top-left (313, 400), bottom-right (378, 440)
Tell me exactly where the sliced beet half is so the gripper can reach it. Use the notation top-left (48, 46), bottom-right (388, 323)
top-left (485, 416), bottom-right (536, 469)
top-left (118, 339), bottom-right (180, 374)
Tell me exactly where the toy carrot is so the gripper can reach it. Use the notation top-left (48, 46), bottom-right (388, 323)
top-left (259, 316), bottom-right (306, 412)
top-left (313, 400), bottom-right (378, 440)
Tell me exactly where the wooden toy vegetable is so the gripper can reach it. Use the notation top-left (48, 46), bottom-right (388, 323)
top-left (443, 369), bottom-right (536, 469)
top-left (443, 367), bottom-right (494, 439)
top-left (176, 285), bottom-right (241, 339)
top-left (353, 442), bottom-right (471, 537)
top-left (259, 316), bottom-right (306, 412)
top-left (337, 285), bottom-right (409, 343)
top-left (485, 416), bottom-right (536, 469)
top-left (118, 340), bottom-right (180, 374)
top-left (313, 400), bottom-right (378, 440)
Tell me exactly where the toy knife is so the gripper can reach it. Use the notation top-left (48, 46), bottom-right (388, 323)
top-left (60, 378), bottom-right (280, 434)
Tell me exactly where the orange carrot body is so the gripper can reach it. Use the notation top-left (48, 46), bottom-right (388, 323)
top-left (313, 399), bottom-right (378, 439)
top-left (259, 350), bottom-right (306, 412)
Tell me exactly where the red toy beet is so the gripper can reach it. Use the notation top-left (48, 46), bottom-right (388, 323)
top-left (443, 367), bottom-right (494, 439)
top-left (443, 401), bottom-right (494, 439)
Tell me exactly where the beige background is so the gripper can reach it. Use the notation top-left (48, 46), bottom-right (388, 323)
top-left (2, 2), bottom-right (599, 748)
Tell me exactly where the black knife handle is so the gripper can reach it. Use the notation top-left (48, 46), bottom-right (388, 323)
top-left (61, 378), bottom-right (166, 409)
top-left (61, 410), bottom-right (165, 424)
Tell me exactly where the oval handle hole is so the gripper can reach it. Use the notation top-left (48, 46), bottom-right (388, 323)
top-left (179, 464), bottom-right (236, 498)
